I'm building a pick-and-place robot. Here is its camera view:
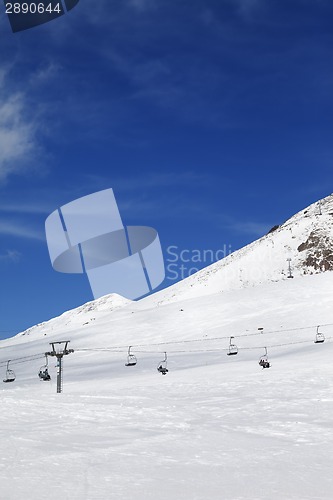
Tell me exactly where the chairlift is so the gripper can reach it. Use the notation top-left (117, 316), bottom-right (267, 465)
top-left (227, 336), bottom-right (238, 356)
top-left (125, 346), bottom-right (137, 367)
top-left (38, 354), bottom-right (51, 381)
top-left (259, 347), bottom-right (270, 369)
top-left (314, 326), bottom-right (325, 344)
top-left (3, 360), bottom-right (15, 383)
top-left (157, 352), bottom-right (168, 375)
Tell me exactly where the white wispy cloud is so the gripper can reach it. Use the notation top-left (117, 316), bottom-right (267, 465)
top-left (0, 201), bottom-right (52, 214)
top-left (0, 84), bottom-right (39, 183)
top-left (0, 59), bottom-right (59, 184)
top-left (233, 0), bottom-right (262, 16)
top-left (127, 0), bottom-right (156, 12)
top-left (217, 212), bottom-right (272, 237)
top-left (75, 0), bottom-right (157, 24)
top-left (0, 220), bottom-right (44, 240)
top-left (28, 62), bottom-right (61, 86)
top-left (83, 171), bottom-right (210, 193)
top-left (0, 249), bottom-right (21, 263)
top-left (0, 93), bottom-right (36, 181)
top-left (229, 220), bottom-right (271, 236)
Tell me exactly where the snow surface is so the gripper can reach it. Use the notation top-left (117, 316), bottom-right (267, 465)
top-left (147, 193), bottom-right (333, 305)
top-left (1, 196), bottom-right (333, 500)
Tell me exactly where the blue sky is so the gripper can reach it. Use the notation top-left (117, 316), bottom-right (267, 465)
top-left (1, 0), bottom-right (333, 337)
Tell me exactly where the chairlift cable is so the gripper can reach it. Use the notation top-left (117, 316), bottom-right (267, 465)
top-left (1, 321), bottom-right (332, 376)
top-left (75, 335), bottom-right (332, 356)
top-left (74, 321), bottom-right (333, 353)
top-left (75, 332), bottom-right (333, 355)
top-left (0, 353), bottom-right (45, 367)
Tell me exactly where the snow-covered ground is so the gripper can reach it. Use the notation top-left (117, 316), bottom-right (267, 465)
top-left (1, 272), bottom-right (333, 500)
top-left (1, 196), bottom-right (333, 500)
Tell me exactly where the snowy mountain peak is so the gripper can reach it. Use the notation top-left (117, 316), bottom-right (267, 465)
top-left (17, 293), bottom-right (132, 341)
top-left (10, 194), bottom-right (333, 340)
top-left (146, 193), bottom-right (333, 305)
top-left (264, 192), bottom-right (333, 273)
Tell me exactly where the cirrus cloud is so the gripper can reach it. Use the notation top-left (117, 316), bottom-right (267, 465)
top-left (0, 94), bottom-right (37, 182)
top-left (0, 65), bottom-right (46, 184)
top-left (0, 249), bottom-right (22, 263)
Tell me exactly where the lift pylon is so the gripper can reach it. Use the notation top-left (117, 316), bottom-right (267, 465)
top-left (45, 341), bottom-right (74, 393)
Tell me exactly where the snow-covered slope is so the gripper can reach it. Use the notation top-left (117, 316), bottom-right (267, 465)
top-left (1, 195), bottom-right (333, 500)
top-left (9, 192), bottom-right (333, 343)
top-left (10, 293), bottom-right (133, 343)
top-left (145, 193), bottom-right (333, 305)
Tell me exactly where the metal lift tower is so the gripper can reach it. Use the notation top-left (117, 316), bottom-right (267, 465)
top-left (46, 341), bottom-right (74, 393)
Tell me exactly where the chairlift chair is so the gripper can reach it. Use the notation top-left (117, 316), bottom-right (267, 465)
top-left (227, 336), bottom-right (238, 356)
top-left (157, 352), bottom-right (168, 375)
top-left (3, 360), bottom-right (15, 383)
top-left (38, 354), bottom-right (51, 381)
top-left (314, 326), bottom-right (325, 344)
top-left (125, 346), bottom-right (137, 367)
top-left (259, 347), bottom-right (270, 369)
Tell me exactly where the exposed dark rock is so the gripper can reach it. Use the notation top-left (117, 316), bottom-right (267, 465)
top-left (298, 230), bottom-right (333, 271)
top-left (267, 225), bottom-right (279, 234)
